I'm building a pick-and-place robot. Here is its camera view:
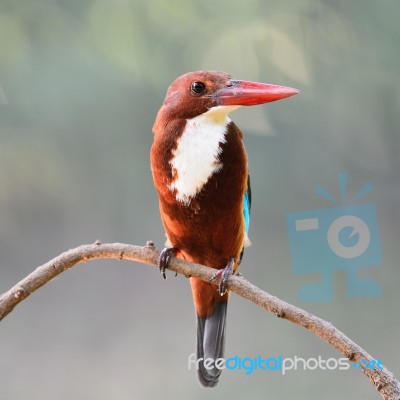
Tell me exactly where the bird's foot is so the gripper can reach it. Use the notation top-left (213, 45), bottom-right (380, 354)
top-left (159, 247), bottom-right (177, 279)
top-left (209, 258), bottom-right (235, 296)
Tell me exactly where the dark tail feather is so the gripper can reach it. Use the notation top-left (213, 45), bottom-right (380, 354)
top-left (196, 301), bottom-right (227, 388)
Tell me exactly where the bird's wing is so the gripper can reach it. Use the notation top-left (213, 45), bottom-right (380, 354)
top-left (243, 174), bottom-right (251, 235)
top-left (239, 175), bottom-right (251, 265)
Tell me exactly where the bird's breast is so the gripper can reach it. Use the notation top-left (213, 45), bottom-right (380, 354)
top-left (167, 109), bottom-right (233, 205)
top-left (151, 116), bottom-right (248, 267)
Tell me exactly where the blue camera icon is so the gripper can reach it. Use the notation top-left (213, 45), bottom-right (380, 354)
top-left (286, 175), bottom-right (382, 302)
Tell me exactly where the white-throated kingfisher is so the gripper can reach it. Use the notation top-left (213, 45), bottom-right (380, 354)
top-left (150, 71), bottom-right (298, 387)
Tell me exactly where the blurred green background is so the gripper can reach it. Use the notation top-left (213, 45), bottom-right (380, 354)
top-left (1, 0), bottom-right (399, 398)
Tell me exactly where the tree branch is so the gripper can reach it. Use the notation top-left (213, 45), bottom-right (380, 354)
top-left (0, 241), bottom-right (398, 399)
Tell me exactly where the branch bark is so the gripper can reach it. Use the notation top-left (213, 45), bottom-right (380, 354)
top-left (0, 241), bottom-right (398, 399)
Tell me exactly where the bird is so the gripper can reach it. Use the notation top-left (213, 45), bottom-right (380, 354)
top-left (150, 71), bottom-right (298, 387)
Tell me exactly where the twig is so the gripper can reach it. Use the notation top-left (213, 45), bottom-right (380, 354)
top-left (0, 242), bottom-right (398, 399)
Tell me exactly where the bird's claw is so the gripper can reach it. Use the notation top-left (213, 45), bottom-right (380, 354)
top-left (159, 247), bottom-right (177, 279)
top-left (209, 258), bottom-right (235, 296)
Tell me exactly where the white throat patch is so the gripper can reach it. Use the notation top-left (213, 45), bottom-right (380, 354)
top-left (169, 105), bottom-right (239, 205)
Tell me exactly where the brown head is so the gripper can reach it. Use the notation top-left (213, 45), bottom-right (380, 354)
top-left (153, 70), bottom-right (299, 131)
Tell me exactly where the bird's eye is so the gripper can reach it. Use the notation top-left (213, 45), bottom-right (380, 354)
top-left (190, 81), bottom-right (206, 94)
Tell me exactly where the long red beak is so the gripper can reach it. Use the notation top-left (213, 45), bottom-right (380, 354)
top-left (216, 80), bottom-right (299, 106)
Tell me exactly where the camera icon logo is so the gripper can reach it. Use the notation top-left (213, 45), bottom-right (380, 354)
top-left (286, 173), bottom-right (382, 302)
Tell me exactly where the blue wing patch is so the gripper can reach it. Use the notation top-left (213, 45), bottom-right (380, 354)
top-left (243, 178), bottom-right (251, 234)
top-left (243, 191), bottom-right (250, 234)
top-left (239, 176), bottom-right (251, 264)
top-left (243, 175), bottom-right (251, 234)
